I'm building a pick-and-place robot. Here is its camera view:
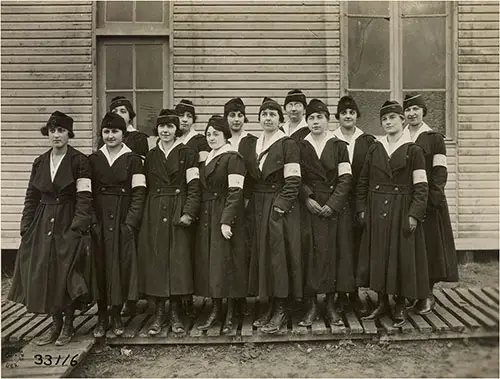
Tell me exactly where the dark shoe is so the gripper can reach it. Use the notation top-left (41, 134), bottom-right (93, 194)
top-left (111, 306), bottom-right (125, 336)
top-left (121, 301), bottom-right (137, 317)
top-left (336, 292), bottom-right (348, 312)
top-left (148, 299), bottom-right (166, 336)
top-left (326, 293), bottom-right (344, 327)
top-left (260, 298), bottom-right (287, 334)
top-left (34, 313), bottom-right (63, 346)
top-left (222, 298), bottom-right (235, 334)
top-left (393, 297), bottom-right (406, 327)
top-left (298, 296), bottom-right (318, 327)
top-left (362, 293), bottom-right (389, 321)
top-left (93, 313), bottom-right (108, 338)
top-left (253, 299), bottom-right (274, 328)
top-left (55, 324), bottom-right (74, 346)
top-left (406, 298), bottom-right (418, 309)
top-left (416, 294), bottom-right (435, 315)
top-left (170, 298), bottom-right (185, 335)
top-left (197, 298), bottom-right (221, 331)
top-left (350, 291), bottom-right (369, 317)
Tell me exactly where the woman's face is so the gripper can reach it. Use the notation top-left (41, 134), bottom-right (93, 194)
top-left (205, 126), bottom-right (226, 150)
top-left (259, 108), bottom-right (280, 133)
top-left (227, 111), bottom-right (245, 133)
top-left (102, 127), bottom-right (124, 148)
top-left (381, 113), bottom-right (404, 135)
top-left (179, 111), bottom-right (194, 135)
top-left (48, 126), bottom-right (69, 149)
top-left (112, 105), bottom-right (131, 125)
top-left (338, 108), bottom-right (358, 130)
top-left (307, 112), bottom-right (328, 135)
top-left (404, 105), bottom-right (424, 127)
top-left (285, 101), bottom-right (305, 123)
top-left (157, 123), bottom-right (177, 143)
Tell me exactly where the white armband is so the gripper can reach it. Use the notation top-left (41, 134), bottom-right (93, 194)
top-left (338, 162), bottom-right (352, 176)
top-left (186, 167), bottom-right (200, 183)
top-left (199, 151), bottom-right (209, 162)
top-left (76, 178), bottom-right (91, 192)
top-left (284, 163), bottom-right (301, 178)
top-left (432, 154), bottom-right (447, 168)
top-left (228, 174), bottom-right (244, 189)
top-left (412, 169), bottom-right (428, 184)
top-left (131, 173), bottom-right (147, 188)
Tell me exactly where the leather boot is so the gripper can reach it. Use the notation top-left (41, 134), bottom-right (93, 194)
top-left (415, 293), bottom-right (435, 315)
top-left (362, 293), bottom-right (389, 320)
top-left (393, 295), bottom-right (406, 327)
top-left (110, 305), bottom-right (125, 336)
top-left (197, 298), bottom-right (221, 331)
top-left (34, 312), bottom-right (63, 346)
top-left (260, 298), bottom-right (287, 334)
top-left (298, 295), bottom-right (318, 327)
top-left (253, 298), bottom-right (274, 328)
top-left (55, 306), bottom-right (74, 346)
top-left (326, 293), bottom-right (344, 326)
top-left (222, 298), bottom-right (235, 334)
top-left (336, 292), bottom-right (348, 312)
top-left (93, 312), bottom-right (108, 338)
top-left (121, 300), bottom-right (136, 317)
top-left (148, 298), bottom-right (165, 335)
top-left (406, 298), bottom-right (418, 309)
top-left (170, 297), bottom-right (185, 334)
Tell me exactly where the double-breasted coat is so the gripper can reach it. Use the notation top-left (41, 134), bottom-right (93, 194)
top-left (137, 140), bottom-right (200, 297)
top-left (182, 128), bottom-right (211, 163)
top-left (356, 132), bottom-right (430, 299)
top-left (282, 119), bottom-right (310, 141)
top-left (239, 130), bottom-right (303, 299)
top-left (98, 130), bottom-right (149, 158)
top-left (299, 135), bottom-right (355, 295)
top-left (410, 123), bottom-right (458, 283)
top-left (89, 145), bottom-right (146, 306)
top-left (195, 145), bottom-right (248, 298)
top-left (8, 145), bottom-right (93, 314)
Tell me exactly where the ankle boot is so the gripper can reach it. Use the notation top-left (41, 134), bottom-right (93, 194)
top-left (393, 295), bottom-right (406, 327)
top-left (298, 295), bottom-right (318, 327)
top-left (148, 298), bottom-right (165, 336)
top-left (336, 292), bottom-right (348, 312)
top-left (121, 300), bottom-right (137, 317)
top-left (110, 305), bottom-right (125, 336)
top-left (326, 293), bottom-right (344, 326)
top-left (34, 312), bottom-right (63, 346)
top-left (170, 297), bottom-right (185, 334)
top-left (260, 298), bottom-right (287, 334)
top-left (93, 310), bottom-right (108, 338)
top-left (197, 298), bottom-right (221, 331)
top-left (415, 293), bottom-right (435, 315)
top-left (350, 290), bottom-right (369, 317)
top-left (253, 298), bottom-right (274, 328)
top-left (222, 298), bottom-right (235, 334)
top-left (55, 306), bottom-right (75, 346)
top-left (362, 293), bottom-right (389, 320)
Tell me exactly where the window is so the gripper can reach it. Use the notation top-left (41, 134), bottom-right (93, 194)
top-left (96, 1), bottom-right (172, 138)
top-left (341, 1), bottom-right (454, 137)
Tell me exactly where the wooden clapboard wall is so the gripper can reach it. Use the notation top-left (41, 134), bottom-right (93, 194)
top-left (1, 1), bottom-right (94, 249)
top-left (172, 1), bottom-right (340, 132)
top-left (456, 1), bottom-right (499, 249)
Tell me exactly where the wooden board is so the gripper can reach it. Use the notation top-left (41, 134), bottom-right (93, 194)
top-left (481, 287), bottom-right (500, 303)
top-left (406, 311), bottom-right (433, 334)
top-left (434, 290), bottom-right (481, 330)
top-left (8, 314), bottom-right (49, 342)
top-left (442, 288), bottom-right (496, 329)
top-left (454, 288), bottom-right (499, 324)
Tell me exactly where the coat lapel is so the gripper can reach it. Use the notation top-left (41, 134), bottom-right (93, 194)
top-left (372, 142), bottom-right (393, 178)
top-left (33, 150), bottom-right (54, 193)
top-left (52, 146), bottom-right (75, 192)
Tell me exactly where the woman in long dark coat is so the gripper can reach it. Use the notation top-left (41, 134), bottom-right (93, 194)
top-left (332, 96), bottom-right (376, 315)
top-left (89, 112), bottom-right (146, 337)
top-left (239, 97), bottom-right (302, 334)
top-left (194, 115), bottom-right (247, 333)
top-left (298, 99), bottom-right (354, 327)
top-left (356, 101), bottom-right (429, 328)
top-left (8, 111), bottom-right (92, 346)
top-left (138, 109), bottom-right (200, 335)
top-left (404, 93), bottom-right (458, 314)
top-left (225, 97), bottom-right (256, 151)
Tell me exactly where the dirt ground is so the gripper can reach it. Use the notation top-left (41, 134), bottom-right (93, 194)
top-left (3, 262), bottom-right (499, 378)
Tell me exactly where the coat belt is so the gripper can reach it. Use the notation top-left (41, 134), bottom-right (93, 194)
top-left (369, 183), bottom-right (411, 195)
top-left (306, 181), bottom-right (337, 193)
top-left (96, 185), bottom-right (131, 196)
top-left (253, 182), bottom-right (284, 193)
top-left (40, 194), bottom-right (74, 204)
top-left (151, 186), bottom-right (187, 196)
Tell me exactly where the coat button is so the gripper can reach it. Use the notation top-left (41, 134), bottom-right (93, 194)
top-left (394, 187), bottom-right (399, 191)
top-left (272, 185), bottom-right (276, 189)
top-left (156, 189), bottom-right (161, 193)
top-left (162, 206), bottom-right (167, 210)
top-left (108, 227), bottom-right (113, 231)
top-left (109, 214), bottom-right (114, 219)
top-left (121, 188), bottom-right (126, 193)
top-left (382, 213), bottom-right (387, 217)
top-left (175, 189), bottom-right (180, 194)
top-left (47, 231), bottom-right (52, 236)
top-left (330, 185), bottom-right (334, 189)
top-left (56, 197), bottom-right (60, 202)
top-left (375, 185), bottom-right (380, 190)
top-left (101, 188), bottom-right (106, 192)
top-left (384, 200), bottom-right (388, 205)
top-left (50, 218), bottom-right (55, 223)
top-left (162, 218), bottom-right (167, 222)
top-left (213, 192), bottom-right (217, 196)
top-left (204, 211), bottom-right (208, 215)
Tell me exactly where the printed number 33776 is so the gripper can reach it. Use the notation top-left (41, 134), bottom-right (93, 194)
top-left (34, 354), bottom-right (79, 366)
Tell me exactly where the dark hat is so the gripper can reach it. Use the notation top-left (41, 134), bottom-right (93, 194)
top-left (335, 95), bottom-right (361, 119)
top-left (306, 98), bottom-right (330, 121)
top-left (101, 112), bottom-right (127, 134)
top-left (175, 99), bottom-right (197, 121)
top-left (380, 100), bottom-right (404, 119)
top-left (224, 97), bottom-right (248, 123)
top-left (109, 96), bottom-right (136, 121)
top-left (259, 97), bottom-right (284, 123)
top-left (205, 114), bottom-right (232, 140)
top-left (155, 109), bottom-right (182, 137)
top-left (403, 93), bottom-right (427, 117)
top-left (41, 110), bottom-right (75, 138)
top-left (284, 89), bottom-right (307, 108)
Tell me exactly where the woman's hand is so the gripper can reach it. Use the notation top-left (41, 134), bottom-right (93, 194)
top-left (318, 205), bottom-right (334, 218)
top-left (409, 216), bottom-right (418, 232)
top-left (221, 224), bottom-right (232, 239)
top-left (179, 214), bottom-right (193, 227)
top-left (305, 198), bottom-right (322, 215)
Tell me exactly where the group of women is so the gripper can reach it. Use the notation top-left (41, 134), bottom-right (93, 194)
top-left (8, 91), bottom-right (458, 346)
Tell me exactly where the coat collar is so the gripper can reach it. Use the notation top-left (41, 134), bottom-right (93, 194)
top-left (37, 145), bottom-right (79, 192)
top-left (256, 129), bottom-right (286, 157)
top-left (228, 130), bottom-right (248, 150)
top-left (379, 128), bottom-right (412, 158)
top-left (304, 132), bottom-right (333, 159)
top-left (282, 118), bottom-right (308, 137)
top-left (99, 143), bottom-right (132, 166)
top-left (408, 122), bottom-right (432, 142)
top-left (332, 127), bottom-right (364, 162)
top-left (181, 128), bottom-right (201, 145)
top-left (158, 138), bottom-right (184, 160)
top-left (204, 143), bottom-right (232, 178)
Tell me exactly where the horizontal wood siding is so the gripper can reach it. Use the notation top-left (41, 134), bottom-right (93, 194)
top-left (457, 1), bottom-right (499, 249)
top-left (1, 1), bottom-right (94, 249)
top-left (172, 1), bottom-right (340, 132)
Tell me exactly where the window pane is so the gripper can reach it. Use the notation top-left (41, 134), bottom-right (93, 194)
top-left (136, 1), bottom-right (163, 22)
top-left (348, 18), bottom-right (390, 89)
top-left (106, 1), bottom-right (133, 22)
top-left (136, 44), bottom-right (163, 89)
top-left (348, 91), bottom-right (390, 136)
top-left (105, 44), bottom-right (133, 90)
top-left (404, 91), bottom-right (446, 135)
top-left (401, 1), bottom-right (446, 16)
top-left (403, 18), bottom-right (446, 89)
top-left (136, 92), bottom-right (163, 135)
top-left (347, 1), bottom-right (389, 15)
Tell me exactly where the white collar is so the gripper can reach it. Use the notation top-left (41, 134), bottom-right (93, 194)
top-left (228, 130), bottom-right (248, 150)
top-left (205, 143), bottom-right (232, 165)
top-left (158, 138), bottom-right (184, 160)
top-left (408, 122), bottom-right (432, 142)
top-left (256, 129), bottom-right (286, 156)
top-left (380, 128), bottom-right (413, 157)
top-left (127, 124), bottom-right (137, 132)
top-left (282, 118), bottom-right (308, 136)
top-left (332, 126), bottom-right (364, 143)
top-left (304, 132), bottom-right (333, 159)
top-left (100, 143), bottom-right (132, 166)
top-left (181, 128), bottom-right (199, 144)
top-left (50, 151), bottom-right (67, 182)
